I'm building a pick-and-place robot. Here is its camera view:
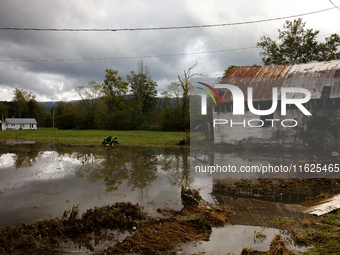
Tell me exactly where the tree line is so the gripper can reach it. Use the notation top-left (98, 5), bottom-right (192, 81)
top-left (0, 61), bottom-right (193, 131)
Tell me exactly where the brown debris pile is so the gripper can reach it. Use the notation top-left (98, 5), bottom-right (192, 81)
top-left (101, 221), bottom-right (208, 254)
top-left (269, 234), bottom-right (293, 255)
top-left (99, 186), bottom-right (230, 254)
top-left (241, 234), bottom-right (293, 255)
top-left (0, 202), bottom-right (147, 254)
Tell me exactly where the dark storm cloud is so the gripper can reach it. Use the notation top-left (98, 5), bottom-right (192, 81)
top-left (0, 0), bottom-right (339, 101)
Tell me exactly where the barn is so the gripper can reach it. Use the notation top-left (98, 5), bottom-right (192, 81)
top-left (214, 60), bottom-right (340, 148)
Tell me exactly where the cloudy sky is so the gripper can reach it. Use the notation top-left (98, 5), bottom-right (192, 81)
top-left (0, 0), bottom-right (340, 102)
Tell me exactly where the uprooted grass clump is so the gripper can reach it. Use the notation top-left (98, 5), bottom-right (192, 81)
top-left (0, 202), bottom-right (147, 254)
top-left (241, 234), bottom-right (293, 255)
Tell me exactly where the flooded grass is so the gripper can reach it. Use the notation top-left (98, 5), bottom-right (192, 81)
top-left (0, 129), bottom-right (187, 147)
top-left (274, 210), bottom-right (340, 255)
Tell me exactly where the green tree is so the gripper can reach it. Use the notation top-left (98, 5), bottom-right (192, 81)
top-left (160, 82), bottom-right (183, 131)
top-left (256, 18), bottom-right (340, 65)
top-left (12, 88), bottom-right (44, 125)
top-left (0, 102), bottom-right (8, 120)
top-left (55, 102), bottom-right (75, 128)
top-left (58, 113), bottom-right (76, 129)
top-left (101, 69), bottom-right (128, 113)
top-left (40, 111), bottom-right (53, 128)
top-left (224, 65), bottom-right (236, 76)
top-left (12, 87), bottom-right (36, 118)
top-left (127, 61), bottom-right (158, 115)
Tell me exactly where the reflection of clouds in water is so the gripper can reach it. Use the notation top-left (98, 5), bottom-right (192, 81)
top-left (0, 151), bottom-right (88, 191)
top-left (0, 154), bottom-right (15, 168)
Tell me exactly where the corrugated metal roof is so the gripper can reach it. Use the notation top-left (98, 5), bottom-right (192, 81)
top-left (221, 60), bottom-right (340, 102)
top-left (5, 118), bottom-right (37, 124)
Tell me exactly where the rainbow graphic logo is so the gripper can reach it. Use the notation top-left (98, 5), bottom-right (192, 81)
top-left (196, 82), bottom-right (223, 112)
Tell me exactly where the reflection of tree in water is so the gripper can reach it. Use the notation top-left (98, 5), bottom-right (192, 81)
top-left (127, 147), bottom-right (158, 199)
top-left (160, 147), bottom-right (192, 188)
top-left (100, 149), bottom-right (130, 192)
top-left (56, 146), bottom-right (191, 196)
top-left (73, 147), bottom-right (159, 195)
top-left (5, 143), bottom-right (44, 169)
top-left (2, 143), bottom-right (192, 194)
top-left (74, 148), bottom-right (129, 192)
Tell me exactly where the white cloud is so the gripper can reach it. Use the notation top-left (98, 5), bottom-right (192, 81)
top-left (0, 0), bottom-right (339, 101)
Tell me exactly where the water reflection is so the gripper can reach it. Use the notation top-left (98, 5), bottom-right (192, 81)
top-left (0, 142), bottom-right (328, 253)
top-left (71, 147), bottom-right (192, 195)
top-left (0, 143), bottom-right (194, 225)
top-left (0, 142), bottom-right (44, 169)
top-left (1, 143), bottom-right (336, 226)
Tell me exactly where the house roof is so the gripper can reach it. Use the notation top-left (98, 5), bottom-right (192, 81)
top-left (221, 60), bottom-right (340, 103)
top-left (5, 118), bottom-right (37, 124)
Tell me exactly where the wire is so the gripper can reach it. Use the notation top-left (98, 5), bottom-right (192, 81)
top-left (0, 31), bottom-right (338, 63)
top-left (0, 15), bottom-right (339, 63)
top-left (0, 6), bottom-right (338, 32)
top-left (1, 28), bottom-right (339, 62)
top-left (329, 0), bottom-right (340, 12)
top-left (0, 47), bottom-right (256, 62)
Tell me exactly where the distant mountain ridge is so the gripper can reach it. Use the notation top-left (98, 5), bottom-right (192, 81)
top-left (40, 101), bottom-right (78, 110)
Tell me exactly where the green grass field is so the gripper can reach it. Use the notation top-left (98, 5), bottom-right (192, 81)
top-left (0, 129), bottom-right (187, 147)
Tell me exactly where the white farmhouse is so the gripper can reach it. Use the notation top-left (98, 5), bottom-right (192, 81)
top-left (2, 118), bottom-right (37, 130)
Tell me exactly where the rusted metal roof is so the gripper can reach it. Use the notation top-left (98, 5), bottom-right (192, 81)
top-left (220, 60), bottom-right (340, 102)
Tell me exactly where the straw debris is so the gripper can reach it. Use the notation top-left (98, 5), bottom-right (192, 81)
top-left (269, 234), bottom-right (292, 255)
top-left (241, 234), bottom-right (293, 255)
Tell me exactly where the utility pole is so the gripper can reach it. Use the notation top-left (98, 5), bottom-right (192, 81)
top-left (53, 108), bottom-right (54, 129)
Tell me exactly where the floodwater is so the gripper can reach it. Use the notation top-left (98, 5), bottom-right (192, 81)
top-left (0, 143), bottom-right (196, 225)
top-left (0, 142), bottom-right (329, 254)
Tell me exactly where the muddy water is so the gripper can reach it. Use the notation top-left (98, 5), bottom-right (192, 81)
top-left (0, 143), bottom-right (200, 225)
top-left (0, 142), bottom-right (325, 253)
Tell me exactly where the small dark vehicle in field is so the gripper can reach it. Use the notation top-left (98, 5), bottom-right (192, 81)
top-left (102, 136), bottom-right (119, 147)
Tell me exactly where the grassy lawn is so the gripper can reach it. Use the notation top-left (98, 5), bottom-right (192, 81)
top-left (0, 129), bottom-right (187, 147)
